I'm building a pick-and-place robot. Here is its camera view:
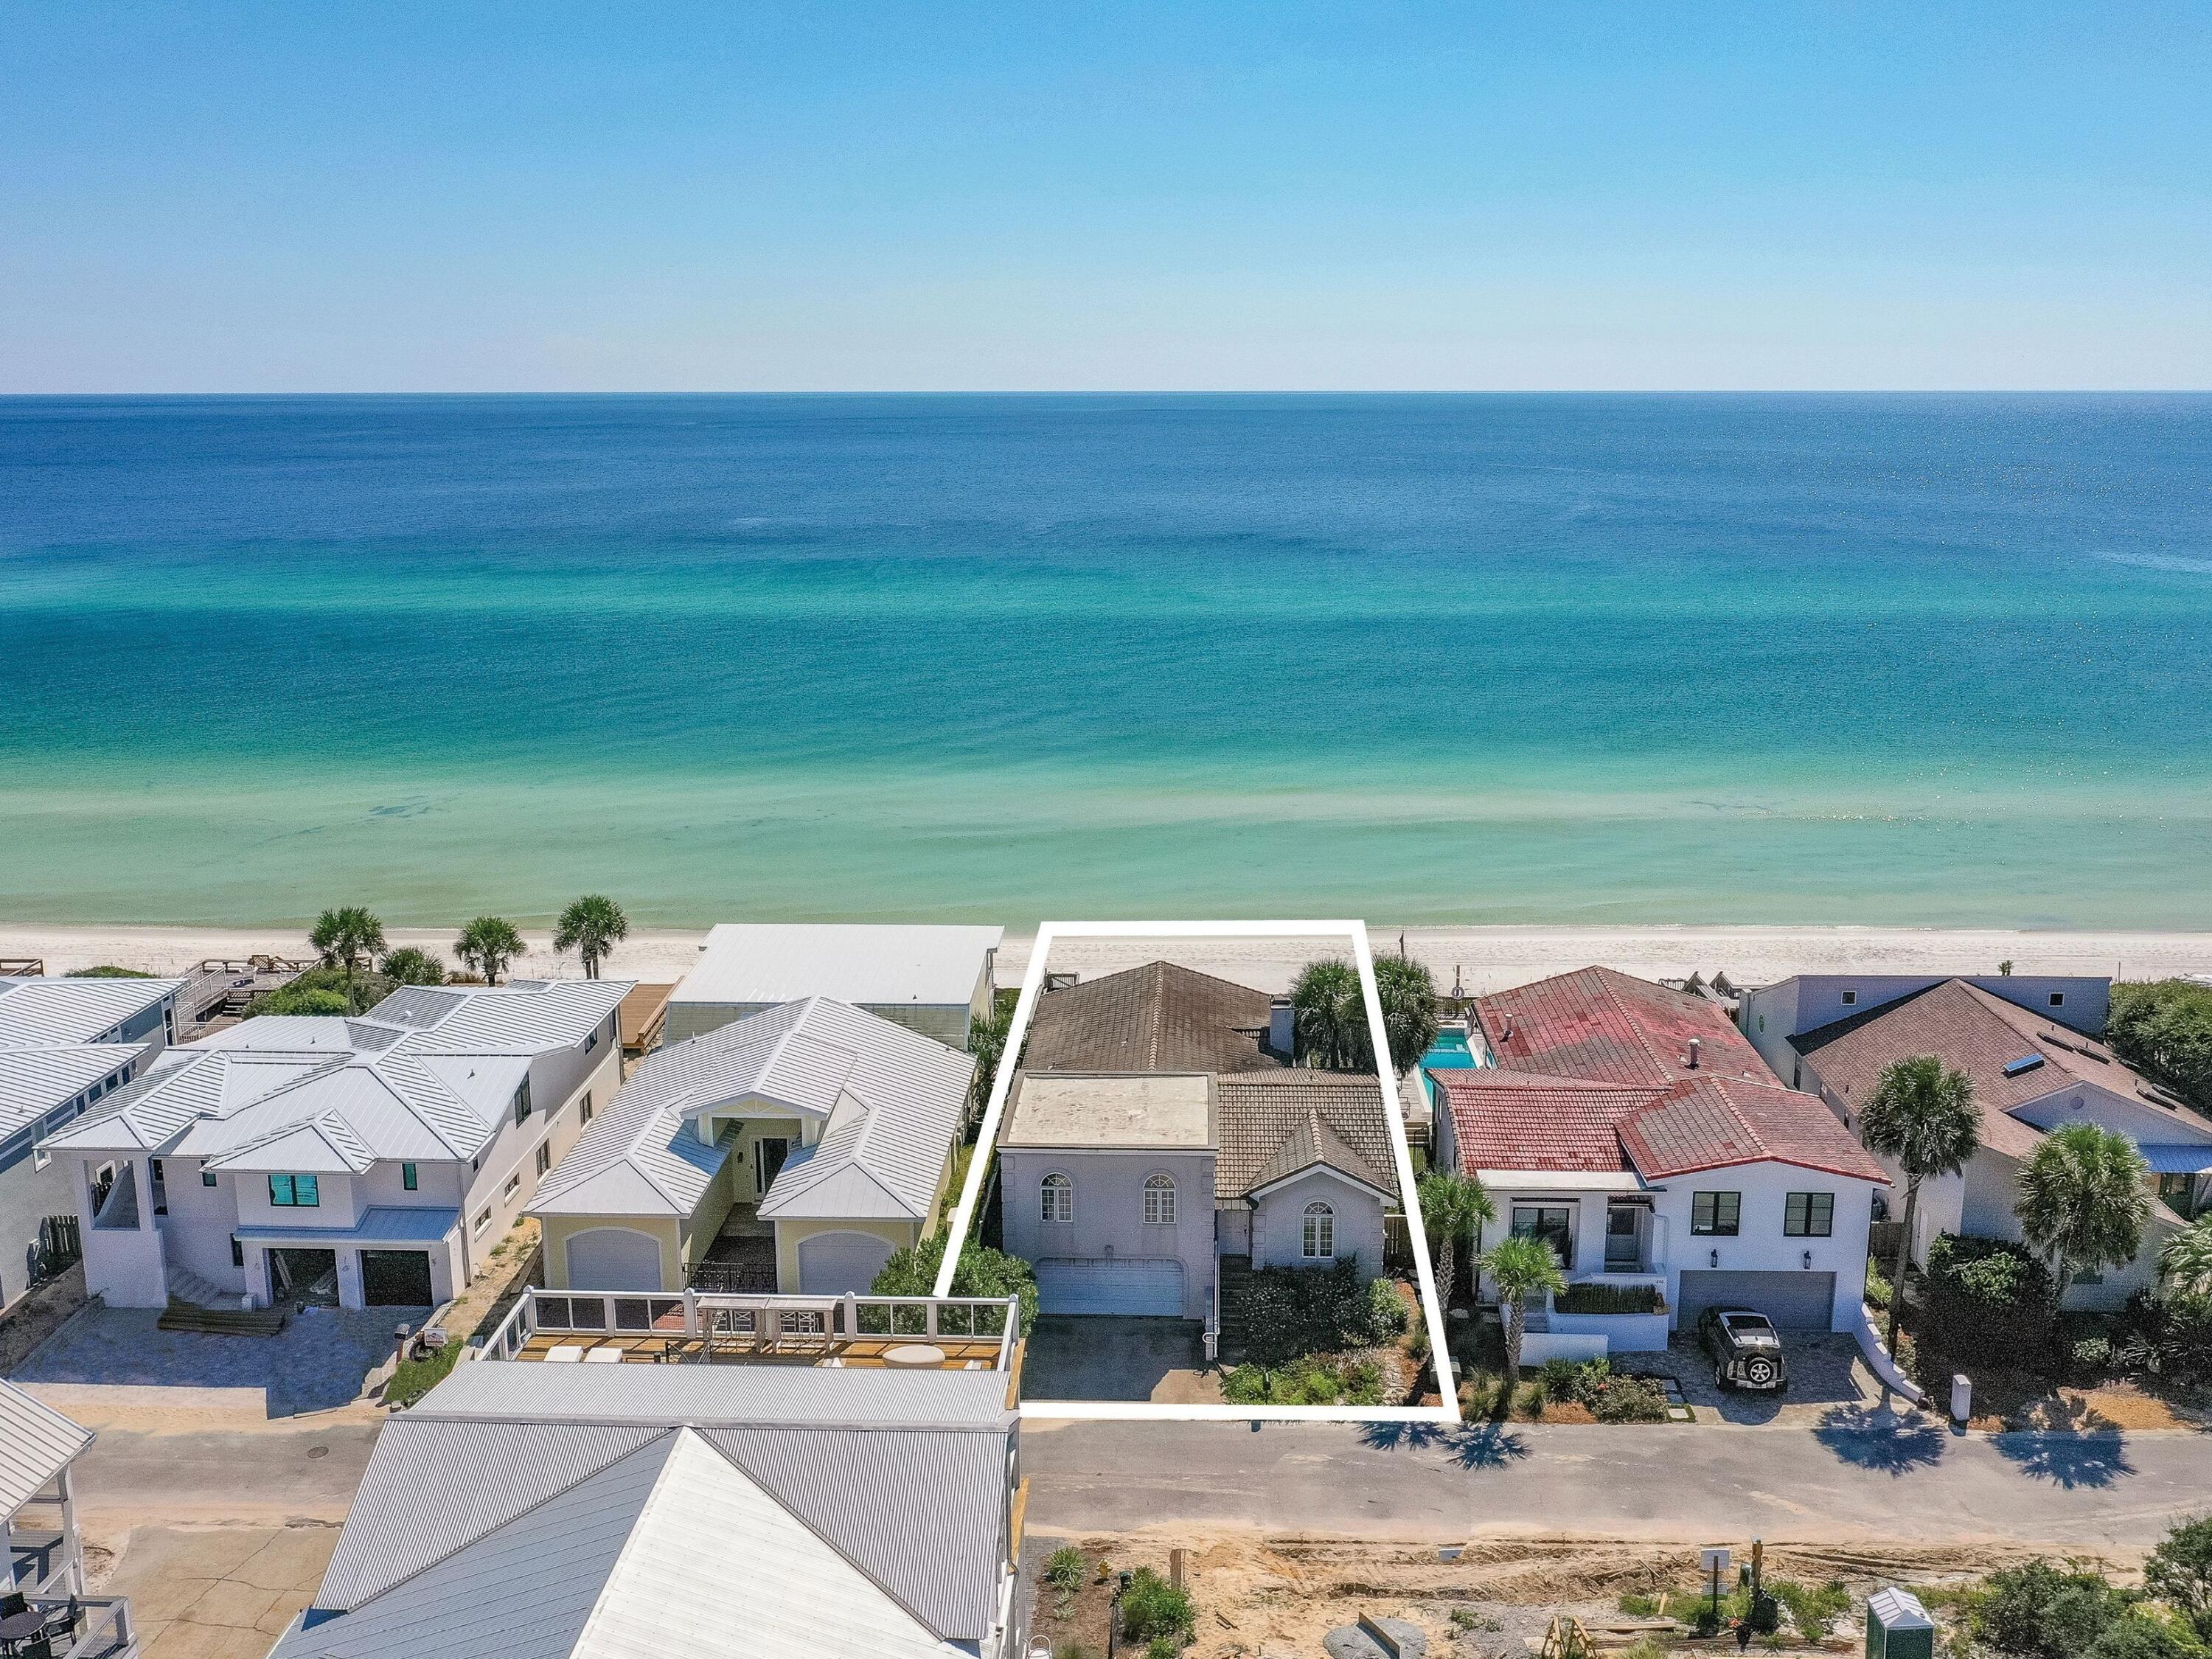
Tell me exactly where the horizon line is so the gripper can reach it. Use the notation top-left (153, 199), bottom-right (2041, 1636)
top-left (5, 386), bottom-right (2211, 399)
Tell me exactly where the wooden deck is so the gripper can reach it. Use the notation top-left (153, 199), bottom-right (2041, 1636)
top-left (515, 1330), bottom-right (1009, 1368)
top-left (619, 982), bottom-right (675, 1054)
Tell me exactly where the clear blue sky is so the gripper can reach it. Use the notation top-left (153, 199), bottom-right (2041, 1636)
top-left (7, 2), bottom-right (2209, 392)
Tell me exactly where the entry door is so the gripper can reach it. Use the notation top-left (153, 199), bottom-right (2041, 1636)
top-left (756, 1136), bottom-right (792, 1196)
top-left (1606, 1204), bottom-right (1642, 1269)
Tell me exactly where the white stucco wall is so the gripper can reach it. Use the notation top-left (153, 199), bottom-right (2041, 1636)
top-left (999, 1147), bottom-right (1216, 1321)
top-left (1248, 1169), bottom-right (1385, 1278)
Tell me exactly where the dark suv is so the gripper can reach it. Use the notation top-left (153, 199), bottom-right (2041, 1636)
top-left (1698, 1307), bottom-right (1789, 1391)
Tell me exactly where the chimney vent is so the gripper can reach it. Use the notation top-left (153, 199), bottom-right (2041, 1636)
top-left (1686, 1036), bottom-right (1702, 1070)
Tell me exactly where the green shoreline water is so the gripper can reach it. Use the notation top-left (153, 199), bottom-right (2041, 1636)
top-left (6, 393), bottom-right (2211, 930)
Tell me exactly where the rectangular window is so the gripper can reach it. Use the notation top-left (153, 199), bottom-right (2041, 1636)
top-left (1690, 1192), bottom-right (1741, 1236)
top-left (1784, 1192), bottom-right (1834, 1237)
top-left (1840, 989), bottom-right (1857, 1006)
top-left (580, 1095), bottom-right (594, 1126)
top-left (585, 1027), bottom-right (599, 1054)
top-left (401, 1162), bottom-right (418, 1192)
top-left (535, 1143), bottom-right (551, 1176)
top-left (202, 1169), bottom-right (218, 1188)
top-left (231, 1235), bottom-right (244, 1267)
top-left (2049, 991), bottom-right (2066, 1009)
top-left (503, 1172), bottom-right (521, 1200)
top-left (268, 1174), bottom-right (320, 1208)
top-left (1510, 1206), bottom-right (1576, 1270)
top-left (473, 1208), bottom-right (492, 1237)
top-left (513, 1078), bottom-right (532, 1123)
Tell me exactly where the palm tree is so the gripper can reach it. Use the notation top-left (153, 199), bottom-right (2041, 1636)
top-left (1374, 954), bottom-right (1441, 1074)
top-left (2017, 1122), bottom-right (2152, 1312)
top-left (966, 999), bottom-right (1018, 1128)
top-left (1481, 1233), bottom-right (1566, 1389)
top-left (308, 906), bottom-right (385, 1006)
top-left (1857, 1054), bottom-right (1980, 1355)
top-left (1416, 1170), bottom-right (1496, 1311)
top-left (2160, 1217), bottom-right (2212, 1299)
top-left (380, 947), bottom-right (447, 987)
top-left (455, 916), bottom-right (525, 986)
top-left (1290, 959), bottom-right (1367, 1070)
top-left (552, 894), bottom-right (628, 980)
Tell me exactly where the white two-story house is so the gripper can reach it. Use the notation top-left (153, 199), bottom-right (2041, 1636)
top-left (41, 979), bottom-right (629, 1314)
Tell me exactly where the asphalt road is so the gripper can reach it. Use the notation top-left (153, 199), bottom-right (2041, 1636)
top-left (70, 1417), bottom-right (382, 1535)
top-left (1021, 1414), bottom-right (2212, 1551)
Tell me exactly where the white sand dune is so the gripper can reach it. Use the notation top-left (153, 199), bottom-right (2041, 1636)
top-left (4, 919), bottom-right (2208, 998)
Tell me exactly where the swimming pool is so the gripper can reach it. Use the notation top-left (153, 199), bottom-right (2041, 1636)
top-left (1418, 1025), bottom-right (1476, 1103)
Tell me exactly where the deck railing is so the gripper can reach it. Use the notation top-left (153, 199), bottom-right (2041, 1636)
top-left (473, 1287), bottom-right (1021, 1369)
top-left (17, 1557), bottom-right (134, 1658)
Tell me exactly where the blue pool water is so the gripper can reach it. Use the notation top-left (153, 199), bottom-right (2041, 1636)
top-left (1418, 1027), bottom-right (1478, 1103)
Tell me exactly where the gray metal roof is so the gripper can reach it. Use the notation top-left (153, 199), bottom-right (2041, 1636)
top-left (0, 1380), bottom-right (93, 1522)
top-left (675, 924), bottom-right (1001, 1009)
top-left (237, 1206), bottom-right (460, 1246)
top-left (0, 977), bottom-right (180, 1047)
top-left (0, 1046), bottom-right (136, 1138)
top-left (414, 1354), bottom-right (1014, 1431)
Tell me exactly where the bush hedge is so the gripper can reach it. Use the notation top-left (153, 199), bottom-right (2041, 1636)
top-left (1923, 1233), bottom-right (2055, 1368)
top-left (1241, 1260), bottom-right (1401, 1365)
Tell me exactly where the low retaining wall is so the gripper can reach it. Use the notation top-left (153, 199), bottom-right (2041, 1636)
top-left (1548, 1309), bottom-right (1671, 1354)
top-left (1521, 1332), bottom-right (1608, 1366)
top-left (1848, 1301), bottom-right (1924, 1404)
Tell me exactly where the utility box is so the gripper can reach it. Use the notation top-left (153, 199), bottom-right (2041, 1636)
top-left (1866, 1587), bottom-right (1935, 1659)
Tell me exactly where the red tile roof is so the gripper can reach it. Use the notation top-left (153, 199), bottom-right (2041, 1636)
top-left (1445, 967), bottom-right (1887, 1185)
top-left (1474, 966), bottom-right (1773, 1088)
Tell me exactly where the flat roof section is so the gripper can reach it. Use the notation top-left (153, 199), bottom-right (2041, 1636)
top-left (673, 923), bottom-right (1004, 1008)
top-left (1002, 1071), bottom-right (1215, 1150)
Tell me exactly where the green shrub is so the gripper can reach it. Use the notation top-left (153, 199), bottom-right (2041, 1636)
top-left (1553, 1282), bottom-right (1663, 1315)
top-left (1593, 1374), bottom-right (1670, 1424)
top-left (1145, 1639), bottom-right (1183, 1659)
top-left (1773, 1579), bottom-right (1851, 1639)
top-left (64, 965), bottom-right (156, 978)
top-left (2116, 1292), bottom-right (2212, 1389)
top-left (386, 1339), bottom-right (463, 1408)
top-left (248, 984), bottom-right (352, 1018)
top-left (1120, 1568), bottom-right (1194, 1646)
top-left (1865, 1256), bottom-right (1894, 1312)
top-left (381, 947), bottom-right (448, 987)
top-left (2109, 981), bottom-right (2212, 1116)
top-left (2074, 1335), bottom-right (2117, 1377)
top-left (868, 1233), bottom-right (1038, 1335)
top-left (1539, 1357), bottom-right (1582, 1402)
top-left (1044, 1546), bottom-right (1088, 1593)
top-left (1241, 1260), bottom-right (1375, 1364)
top-left (1365, 1276), bottom-right (1411, 1340)
top-left (1973, 1559), bottom-right (2137, 1659)
top-left (2084, 1615), bottom-right (2208, 1659)
top-left (1616, 1592), bottom-right (1661, 1617)
top-left (1223, 1354), bottom-right (1386, 1406)
top-left (1924, 1234), bottom-right (2056, 1368)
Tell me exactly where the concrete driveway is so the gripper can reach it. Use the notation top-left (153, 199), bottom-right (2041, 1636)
top-left (101, 1523), bottom-right (341, 1659)
top-left (14, 1303), bottom-right (425, 1417)
top-left (1023, 1316), bottom-right (1221, 1403)
top-left (1635, 1332), bottom-right (1884, 1425)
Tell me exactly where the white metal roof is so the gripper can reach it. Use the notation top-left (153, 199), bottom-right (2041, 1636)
top-left (0, 1380), bottom-right (93, 1522)
top-left (0, 977), bottom-right (180, 1048)
top-left (673, 925), bottom-right (1001, 1010)
top-left (0, 1046), bottom-right (137, 1138)
top-left (532, 999), bottom-right (971, 1224)
top-left (41, 980), bottom-right (628, 1168)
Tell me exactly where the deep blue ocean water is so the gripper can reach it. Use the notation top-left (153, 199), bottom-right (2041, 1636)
top-left (3, 393), bottom-right (2209, 928)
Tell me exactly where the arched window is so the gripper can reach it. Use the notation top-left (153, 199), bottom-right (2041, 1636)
top-left (1040, 1172), bottom-right (1074, 1224)
top-left (1143, 1174), bottom-right (1177, 1225)
top-left (1301, 1200), bottom-right (1336, 1259)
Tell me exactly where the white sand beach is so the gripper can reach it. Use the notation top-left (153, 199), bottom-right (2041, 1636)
top-left (4, 919), bottom-right (2208, 998)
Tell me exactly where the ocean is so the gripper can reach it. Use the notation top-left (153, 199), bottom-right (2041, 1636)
top-left (3, 393), bottom-right (2209, 930)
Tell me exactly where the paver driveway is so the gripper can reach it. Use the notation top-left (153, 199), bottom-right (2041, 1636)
top-left (15, 1303), bottom-right (425, 1417)
top-left (1635, 1331), bottom-right (1887, 1425)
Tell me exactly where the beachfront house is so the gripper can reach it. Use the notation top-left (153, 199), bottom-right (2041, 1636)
top-left (41, 979), bottom-right (629, 1315)
top-left (999, 961), bottom-right (1399, 1340)
top-left (1433, 967), bottom-right (1888, 1355)
top-left (0, 974), bottom-right (183, 1315)
top-left (261, 1359), bottom-right (1029, 1659)
top-left (1754, 975), bottom-right (2208, 1310)
top-left (1, 1377), bottom-right (136, 1657)
top-left (666, 923), bottom-right (1003, 1047)
top-left (531, 996), bottom-right (973, 1297)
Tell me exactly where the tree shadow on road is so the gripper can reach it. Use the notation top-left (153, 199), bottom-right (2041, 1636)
top-left (1811, 1403), bottom-right (1948, 1475)
top-left (1360, 1421), bottom-right (1530, 1470)
top-left (1992, 1430), bottom-right (2136, 1489)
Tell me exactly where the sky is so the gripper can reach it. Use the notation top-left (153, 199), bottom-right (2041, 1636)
top-left (5, 2), bottom-right (2210, 392)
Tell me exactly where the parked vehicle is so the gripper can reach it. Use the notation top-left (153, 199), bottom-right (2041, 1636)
top-left (1699, 1307), bottom-right (1789, 1391)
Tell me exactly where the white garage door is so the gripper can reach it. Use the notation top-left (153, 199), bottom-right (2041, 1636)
top-left (1035, 1257), bottom-right (1186, 1317)
top-left (565, 1228), bottom-right (665, 1293)
top-left (1676, 1269), bottom-right (1837, 1330)
top-left (797, 1231), bottom-right (898, 1295)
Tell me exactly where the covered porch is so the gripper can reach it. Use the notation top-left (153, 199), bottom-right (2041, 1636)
top-left (3, 1383), bottom-right (136, 1658)
top-left (1481, 1173), bottom-right (1674, 1360)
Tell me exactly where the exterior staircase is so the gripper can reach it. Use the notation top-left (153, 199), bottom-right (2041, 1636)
top-left (1216, 1254), bottom-right (1253, 1364)
top-left (159, 1266), bottom-right (287, 1335)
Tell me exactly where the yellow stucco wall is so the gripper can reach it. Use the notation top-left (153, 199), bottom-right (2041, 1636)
top-left (539, 1214), bottom-right (684, 1291)
top-left (773, 1216), bottom-right (922, 1291)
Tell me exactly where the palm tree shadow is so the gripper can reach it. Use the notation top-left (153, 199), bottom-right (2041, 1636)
top-left (1360, 1420), bottom-right (1530, 1470)
top-left (1992, 1430), bottom-right (2136, 1489)
top-left (1811, 1403), bottom-right (1948, 1475)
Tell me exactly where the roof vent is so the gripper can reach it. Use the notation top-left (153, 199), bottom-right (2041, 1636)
top-left (2003, 1054), bottom-right (2045, 1078)
top-left (1684, 1037), bottom-right (1702, 1071)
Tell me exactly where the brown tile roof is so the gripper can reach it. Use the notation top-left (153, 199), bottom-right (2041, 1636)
top-left (1214, 1073), bottom-right (1397, 1202)
top-left (1474, 966), bottom-right (1774, 1088)
top-left (1021, 961), bottom-right (1282, 1077)
top-left (1794, 978), bottom-right (2200, 1162)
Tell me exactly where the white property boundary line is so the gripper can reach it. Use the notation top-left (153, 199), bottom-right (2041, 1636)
top-left (935, 919), bottom-right (1460, 1425)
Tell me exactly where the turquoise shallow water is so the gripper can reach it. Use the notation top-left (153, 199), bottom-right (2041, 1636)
top-left (3, 393), bottom-right (2210, 928)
